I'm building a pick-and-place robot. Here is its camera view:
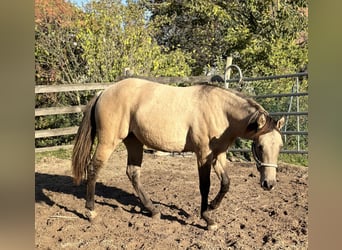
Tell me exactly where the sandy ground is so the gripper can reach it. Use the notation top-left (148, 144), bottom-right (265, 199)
top-left (35, 149), bottom-right (308, 249)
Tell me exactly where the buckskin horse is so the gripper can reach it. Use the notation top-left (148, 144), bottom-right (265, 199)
top-left (72, 78), bottom-right (285, 230)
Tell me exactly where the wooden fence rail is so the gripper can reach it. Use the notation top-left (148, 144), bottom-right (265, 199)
top-left (35, 106), bottom-right (87, 116)
top-left (35, 83), bottom-right (111, 94)
top-left (35, 126), bottom-right (79, 139)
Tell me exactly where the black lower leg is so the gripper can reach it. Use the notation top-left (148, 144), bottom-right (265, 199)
top-left (198, 163), bottom-right (216, 228)
top-left (209, 174), bottom-right (230, 210)
top-left (200, 185), bottom-right (216, 227)
top-left (85, 161), bottom-right (100, 211)
top-left (86, 179), bottom-right (95, 210)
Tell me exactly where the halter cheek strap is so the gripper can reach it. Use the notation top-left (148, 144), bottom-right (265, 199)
top-left (251, 142), bottom-right (278, 169)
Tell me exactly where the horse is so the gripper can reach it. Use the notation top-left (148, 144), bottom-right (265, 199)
top-left (72, 78), bottom-right (285, 230)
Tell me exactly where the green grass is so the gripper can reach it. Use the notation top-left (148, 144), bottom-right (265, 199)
top-left (35, 148), bottom-right (73, 163)
top-left (35, 145), bottom-right (308, 167)
top-left (35, 142), bottom-right (127, 164)
top-left (279, 153), bottom-right (308, 167)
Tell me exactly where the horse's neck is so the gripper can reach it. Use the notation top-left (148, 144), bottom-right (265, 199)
top-left (223, 94), bottom-right (260, 139)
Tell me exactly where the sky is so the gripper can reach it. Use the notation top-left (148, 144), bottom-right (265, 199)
top-left (70, 0), bottom-right (90, 7)
top-left (70, 0), bottom-right (127, 8)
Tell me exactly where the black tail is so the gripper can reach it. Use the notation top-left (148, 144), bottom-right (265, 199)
top-left (71, 93), bottom-right (100, 185)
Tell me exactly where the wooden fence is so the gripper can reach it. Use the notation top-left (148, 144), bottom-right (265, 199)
top-left (35, 73), bottom-right (308, 153)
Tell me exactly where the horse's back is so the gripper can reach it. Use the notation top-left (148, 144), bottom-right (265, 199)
top-left (101, 78), bottom-right (196, 114)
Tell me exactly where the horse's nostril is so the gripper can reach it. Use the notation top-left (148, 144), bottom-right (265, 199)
top-left (262, 180), bottom-right (273, 190)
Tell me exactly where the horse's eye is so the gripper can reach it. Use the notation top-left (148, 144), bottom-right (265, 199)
top-left (258, 145), bottom-right (263, 152)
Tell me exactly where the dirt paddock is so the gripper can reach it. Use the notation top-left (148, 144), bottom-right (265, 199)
top-left (35, 149), bottom-right (308, 249)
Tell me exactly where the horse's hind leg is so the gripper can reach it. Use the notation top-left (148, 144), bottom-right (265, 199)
top-left (124, 134), bottom-right (160, 218)
top-left (209, 153), bottom-right (230, 210)
top-left (85, 142), bottom-right (116, 220)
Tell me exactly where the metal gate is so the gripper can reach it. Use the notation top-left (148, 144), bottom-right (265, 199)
top-left (224, 70), bottom-right (308, 155)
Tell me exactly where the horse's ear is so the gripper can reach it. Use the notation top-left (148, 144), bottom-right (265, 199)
top-left (277, 116), bottom-right (285, 130)
top-left (257, 113), bottom-right (267, 129)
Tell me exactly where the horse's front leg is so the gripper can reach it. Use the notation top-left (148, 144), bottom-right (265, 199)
top-left (197, 152), bottom-right (217, 230)
top-left (209, 153), bottom-right (230, 210)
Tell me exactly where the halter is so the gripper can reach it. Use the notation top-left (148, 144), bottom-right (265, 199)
top-left (251, 141), bottom-right (278, 171)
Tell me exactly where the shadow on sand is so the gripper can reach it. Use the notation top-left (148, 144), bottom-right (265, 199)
top-left (35, 172), bottom-right (204, 228)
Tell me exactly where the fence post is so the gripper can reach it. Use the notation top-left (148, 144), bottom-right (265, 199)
top-left (296, 76), bottom-right (300, 151)
top-left (284, 82), bottom-right (295, 144)
top-left (224, 56), bottom-right (233, 89)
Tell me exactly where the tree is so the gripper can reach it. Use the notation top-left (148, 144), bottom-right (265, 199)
top-left (143, 0), bottom-right (308, 76)
top-left (143, 0), bottom-right (232, 75)
top-left (76, 0), bottom-right (192, 82)
top-left (227, 0), bottom-right (308, 76)
top-left (35, 0), bottom-right (86, 85)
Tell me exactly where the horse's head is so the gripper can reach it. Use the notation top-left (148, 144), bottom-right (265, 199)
top-left (251, 114), bottom-right (285, 190)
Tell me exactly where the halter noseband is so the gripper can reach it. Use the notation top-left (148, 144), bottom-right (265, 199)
top-left (251, 141), bottom-right (278, 170)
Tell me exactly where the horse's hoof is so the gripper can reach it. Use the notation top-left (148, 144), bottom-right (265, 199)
top-left (208, 203), bottom-right (218, 210)
top-left (207, 223), bottom-right (218, 231)
top-left (85, 210), bottom-right (97, 222)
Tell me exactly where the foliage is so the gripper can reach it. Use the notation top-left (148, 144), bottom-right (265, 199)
top-left (35, 148), bottom-right (73, 163)
top-left (143, 0), bottom-right (233, 75)
top-left (35, 0), bottom-right (87, 85)
top-left (279, 153), bottom-right (308, 167)
top-left (144, 0), bottom-right (308, 76)
top-left (228, 0), bottom-right (308, 76)
top-left (75, 0), bottom-right (192, 82)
